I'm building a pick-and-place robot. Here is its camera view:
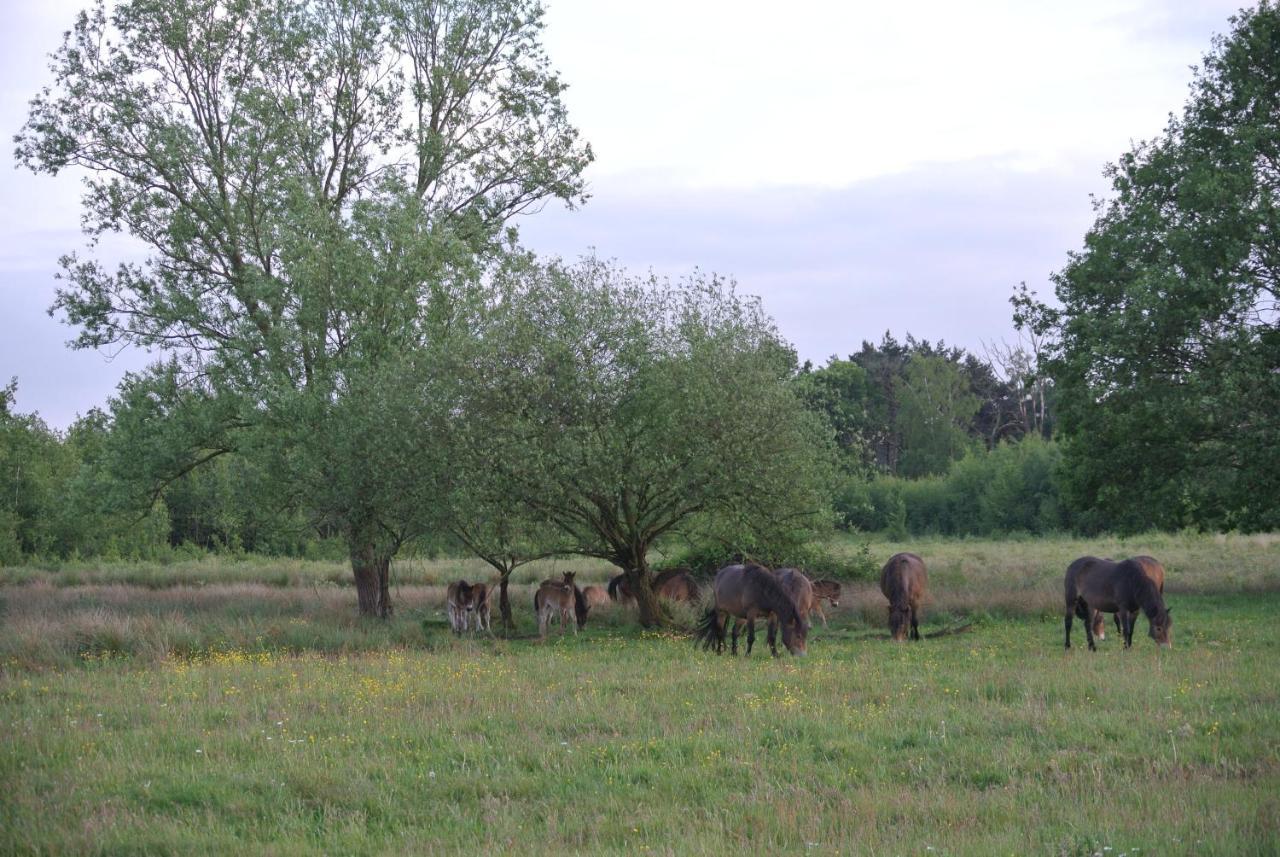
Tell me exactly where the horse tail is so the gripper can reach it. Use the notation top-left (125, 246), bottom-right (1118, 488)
top-left (607, 574), bottom-right (623, 601)
top-left (693, 606), bottom-right (721, 651)
top-left (533, 588), bottom-right (542, 614)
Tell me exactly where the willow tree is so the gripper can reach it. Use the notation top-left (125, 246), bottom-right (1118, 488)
top-left (462, 257), bottom-right (834, 627)
top-left (16, 0), bottom-right (591, 615)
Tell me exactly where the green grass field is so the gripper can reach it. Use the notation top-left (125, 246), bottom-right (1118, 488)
top-left (2, 535), bottom-right (1278, 854)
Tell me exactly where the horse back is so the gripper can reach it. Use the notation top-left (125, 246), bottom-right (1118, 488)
top-left (880, 553), bottom-right (926, 605)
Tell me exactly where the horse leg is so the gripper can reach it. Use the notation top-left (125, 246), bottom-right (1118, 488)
top-left (767, 618), bottom-right (779, 657)
top-left (731, 620), bottom-right (740, 656)
top-left (910, 604), bottom-right (920, 641)
top-left (1064, 605), bottom-right (1073, 649)
top-left (746, 620), bottom-right (756, 656)
top-left (1121, 610), bottom-right (1134, 648)
top-left (1081, 601), bottom-right (1097, 652)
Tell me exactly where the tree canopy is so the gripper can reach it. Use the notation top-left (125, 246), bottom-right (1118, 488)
top-left (17, 0), bottom-right (592, 613)
top-left (1024, 2), bottom-right (1280, 532)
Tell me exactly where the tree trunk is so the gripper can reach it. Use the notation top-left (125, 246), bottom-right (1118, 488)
top-left (351, 541), bottom-right (393, 619)
top-left (499, 572), bottom-right (515, 631)
top-left (624, 564), bottom-right (670, 628)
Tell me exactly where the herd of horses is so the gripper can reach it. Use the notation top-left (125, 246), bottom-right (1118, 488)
top-left (445, 551), bottom-right (1174, 654)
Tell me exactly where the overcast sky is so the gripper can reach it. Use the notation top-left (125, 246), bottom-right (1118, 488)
top-left (0, 0), bottom-right (1245, 428)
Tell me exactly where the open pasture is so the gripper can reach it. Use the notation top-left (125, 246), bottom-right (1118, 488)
top-left (2, 535), bottom-right (1279, 854)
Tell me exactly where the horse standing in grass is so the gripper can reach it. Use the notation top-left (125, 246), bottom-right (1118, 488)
top-left (695, 564), bottom-right (807, 657)
top-left (581, 585), bottom-right (610, 610)
top-left (654, 568), bottom-right (700, 603)
top-left (534, 572), bottom-right (587, 638)
top-left (1089, 555), bottom-right (1166, 641)
top-left (1065, 556), bottom-right (1172, 650)
top-left (809, 578), bottom-right (842, 627)
top-left (446, 580), bottom-right (483, 634)
top-left (470, 582), bottom-right (493, 633)
top-left (880, 553), bottom-right (927, 642)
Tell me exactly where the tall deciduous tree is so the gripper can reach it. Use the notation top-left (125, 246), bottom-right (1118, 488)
top-left (461, 258), bottom-right (834, 627)
top-left (16, 0), bottom-right (591, 614)
top-left (896, 354), bottom-right (979, 478)
top-left (1025, 2), bottom-right (1280, 532)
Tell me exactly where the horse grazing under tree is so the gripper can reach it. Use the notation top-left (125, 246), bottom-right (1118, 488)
top-left (694, 564), bottom-right (807, 657)
top-left (534, 572), bottom-right (588, 638)
top-left (1088, 555), bottom-right (1166, 641)
top-left (880, 553), bottom-right (927, 641)
top-left (809, 578), bottom-right (842, 627)
top-left (1065, 556), bottom-right (1172, 650)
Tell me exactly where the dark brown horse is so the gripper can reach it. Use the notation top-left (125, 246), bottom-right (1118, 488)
top-left (731, 567), bottom-right (814, 654)
top-left (809, 578), bottom-right (842, 627)
top-left (880, 552), bottom-right (927, 641)
top-left (695, 563), bottom-right (807, 657)
top-left (1065, 556), bottom-right (1172, 650)
top-left (1088, 555), bottom-right (1166, 640)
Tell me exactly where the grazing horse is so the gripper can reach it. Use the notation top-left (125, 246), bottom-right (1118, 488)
top-left (581, 585), bottom-right (610, 610)
top-left (447, 580), bottom-right (493, 634)
top-left (755, 568), bottom-right (814, 654)
top-left (1089, 555), bottom-right (1166, 640)
top-left (880, 553), bottom-right (927, 641)
top-left (694, 563), bottom-right (807, 657)
top-left (1065, 556), bottom-right (1172, 650)
top-left (809, 578), bottom-right (842, 628)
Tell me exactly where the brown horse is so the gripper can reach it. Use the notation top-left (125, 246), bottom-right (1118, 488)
top-left (761, 568), bottom-right (814, 652)
top-left (470, 582), bottom-right (493, 633)
top-left (608, 568), bottom-right (699, 604)
top-left (534, 572), bottom-right (588, 637)
top-left (655, 569), bottom-right (700, 603)
top-left (1065, 556), bottom-right (1172, 650)
top-left (809, 578), bottom-right (842, 627)
top-left (731, 567), bottom-right (814, 654)
top-left (880, 553), bottom-right (927, 641)
top-left (581, 585), bottom-right (610, 610)
top-left (695, 563), bottom-right (807, 657)
top-left (1088, 555), bottom-right (1166, 640)
top-left (446, 580), bottom-right (482, 634)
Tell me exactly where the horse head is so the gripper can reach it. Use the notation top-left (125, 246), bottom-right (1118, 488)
top-left (888, 604), bottom-right (911, 642)
top-left (1149, 605), bottom-right (1173, 648)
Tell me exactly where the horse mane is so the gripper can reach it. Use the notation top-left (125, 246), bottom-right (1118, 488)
top-left (1120, 559), bottom-right (1167, 619)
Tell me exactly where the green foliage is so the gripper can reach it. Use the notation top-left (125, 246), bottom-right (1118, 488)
top-left (15, 0), bottom-right (593, 607)
top-left (1029, 3), bottom-right (1280, 533)
top-left (838, 436), bottom-right (1068, 537)
top-left (461, 257), bottom-right (835, 587)
top-left (896, 354), bottom-right (981, 478)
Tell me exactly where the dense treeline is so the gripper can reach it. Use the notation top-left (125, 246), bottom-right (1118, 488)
top-left (7, 0), bottom-right (1280, 600)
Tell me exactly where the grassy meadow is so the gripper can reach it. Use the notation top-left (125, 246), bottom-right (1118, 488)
top-left (2, 534), bottom-right (1279, 854)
